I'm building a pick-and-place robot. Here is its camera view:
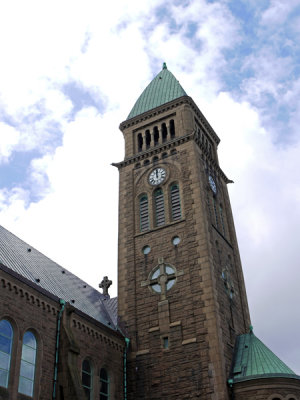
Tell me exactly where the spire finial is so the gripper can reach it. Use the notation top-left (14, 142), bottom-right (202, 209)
top-left (163, 62), bottom-right (167, 70)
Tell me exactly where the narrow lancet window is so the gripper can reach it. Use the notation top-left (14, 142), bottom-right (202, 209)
top-left (140, 195), bottom-right (149, 232)
top-left (82, 359), bottom-right (92, 399)
top-left (137, 133), bottom-right (143, 152)
top-left (170, 183), bottom-right (181, 221)
top-left (162, 123), bottom-right (168, 142)
top-left (100, 368), bottom-right (109, 400)
top-left (154, 188), bottom-right (165, 226)
top-left (0, 320), bottom-right (13, 389)
top-left (145, 130), bottom-right (151, 149)
top-left (153, 126), bottom-right (159, 145)
top-left (18, 331), bottom-right (37, 397)
top-left (170, 120), bottom-right (175, 138)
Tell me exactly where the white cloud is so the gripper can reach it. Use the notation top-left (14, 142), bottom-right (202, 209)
top-left (261, 0), bottom-right (299, 25)
top-left (0, 123), bottom-right (20, 163)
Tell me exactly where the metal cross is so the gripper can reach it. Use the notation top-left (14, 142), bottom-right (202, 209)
top-left (99, 276), bottom-right (112, 296)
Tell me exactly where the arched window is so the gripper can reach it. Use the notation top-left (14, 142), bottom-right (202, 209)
top-left (145, 130), bottom-right (151, 149)
top-left (137, 133), bottom-right (143, 152)
top-left (170, 120), bottom-right (175, 138)
top-left (153, 126), bottom-right (159, 146)
top-left (99, 368), bottom-right (109, 399)
top-left (170, 183), bottom-right (181, 221)
top-left (154, 188), bottom-right (165, 226)
top-left (0, 319), bottom-right (13, 388)
top-left (18, 331), bottom-right (37, 397)
top-left (140, 195), bottom-right (149, 232)
top-left (82, 359), bottom-right (92, 399)
top-left (161, 123), bottom-right (168, 142)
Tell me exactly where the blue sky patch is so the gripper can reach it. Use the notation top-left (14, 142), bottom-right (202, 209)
top-left (0, 150), bottom-right (41, 190)
top-left (63, 82), bottom-right (103, 115)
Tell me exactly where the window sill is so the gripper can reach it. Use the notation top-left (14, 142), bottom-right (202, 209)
top-left (136, 218), bottom-right (185, 237)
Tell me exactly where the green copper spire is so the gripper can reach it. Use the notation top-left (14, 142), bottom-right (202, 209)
top-left (230, 331), bottom-right (300, 384)
top-left (127, 63), bottom-right (187, 120)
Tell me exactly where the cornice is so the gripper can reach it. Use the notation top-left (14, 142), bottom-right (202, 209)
top-left (112, 133), bottom-right (192, 169)
top-left (113, 130), bottom-right (232, 185)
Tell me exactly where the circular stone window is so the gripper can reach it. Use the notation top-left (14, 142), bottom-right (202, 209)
top-left (149, 263), bottom-right (176, 294)
top-left (172, 236), bottom-right (181, 246)
top-left (142, 245), bottom-right (151, 255)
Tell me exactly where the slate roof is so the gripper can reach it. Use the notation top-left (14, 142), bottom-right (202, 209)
top-left (230, 328), bottom-right (300, 384)
top-left (0, 225), bottom-right (118, 331)
top-left (127, 63), bottom-right (187, 120)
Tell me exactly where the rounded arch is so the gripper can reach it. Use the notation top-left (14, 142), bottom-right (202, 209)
top-left (267, 395), bottom-right (284, 400)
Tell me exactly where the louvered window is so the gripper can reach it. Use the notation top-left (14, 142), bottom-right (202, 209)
top-left (170, 184), bottom-right (181, 221)
top-left (140, 195), bottom-right (149, 232)
top-left (154, 189), bottom-right (165, 226)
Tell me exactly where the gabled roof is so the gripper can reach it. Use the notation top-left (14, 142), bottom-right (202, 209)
top-left (0, 225), bottom-right (118, 331)
top-left (127, 63), bottom-right (187, 120)
top-left (230, 328), bottom-right (300, 384)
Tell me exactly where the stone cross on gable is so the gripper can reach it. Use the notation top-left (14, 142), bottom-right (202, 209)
top-left (99, 276), bottom-right (112, 297)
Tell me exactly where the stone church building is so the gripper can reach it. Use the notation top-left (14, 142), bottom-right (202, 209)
top-left (0, 64), bottom-right (299, 399)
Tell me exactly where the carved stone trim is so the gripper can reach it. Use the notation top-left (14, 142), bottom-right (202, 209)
top-left (0, 275), bottom-right (58, 316)
top-left (182, 338), bottom-right (197, 345)
top-left (72, 318), bottom-right (124, 351)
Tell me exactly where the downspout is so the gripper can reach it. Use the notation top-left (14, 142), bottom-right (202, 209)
top-left (53, 299), bottom-right (66, 399)
top-left (124, 337), bottom-right (130, 400)
top-left (227, 378), bottom-right (234, 400)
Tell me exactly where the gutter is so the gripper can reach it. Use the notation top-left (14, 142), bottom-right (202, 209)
top-left (52, 298), bottom-right (66, 399)
top-left (124, 337), bottom-right (130, 400)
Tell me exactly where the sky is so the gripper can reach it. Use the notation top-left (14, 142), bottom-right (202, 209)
top-left (0, 0), bottom-right (299, 374)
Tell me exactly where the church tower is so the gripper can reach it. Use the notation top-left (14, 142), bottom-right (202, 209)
top-left (115, 63), bottom-right (251, 399)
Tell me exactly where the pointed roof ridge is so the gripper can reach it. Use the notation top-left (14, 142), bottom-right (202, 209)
top-left (0, 224), bottom-right (118, 330)
top-left (230, 330), bottom-right (300, 384)
top-left (127, 63), bottom-right (187, 120)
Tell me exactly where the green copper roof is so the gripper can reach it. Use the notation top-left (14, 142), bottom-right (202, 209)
top-left (127, 63), bottom-right (187, 120)
top-left (230, 329), bottom-right (300, 384)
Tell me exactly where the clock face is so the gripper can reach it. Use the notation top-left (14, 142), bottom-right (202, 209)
top-left (149, 168), bottom-right (166, 186)
top-left (208, 175), bottom-right (217, 194)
